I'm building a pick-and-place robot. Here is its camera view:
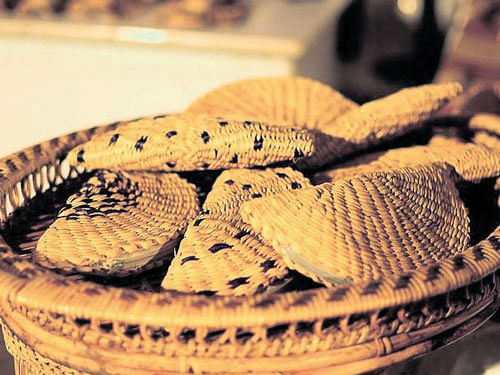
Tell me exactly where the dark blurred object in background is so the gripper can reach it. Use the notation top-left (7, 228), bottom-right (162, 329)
top-left (335, 0), bottom-right (460, 103)
top-left (436, 0), bottom-right (500, 87)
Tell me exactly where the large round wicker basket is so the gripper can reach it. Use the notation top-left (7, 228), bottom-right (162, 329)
top-left (0, 125), bottom-right (499, 375)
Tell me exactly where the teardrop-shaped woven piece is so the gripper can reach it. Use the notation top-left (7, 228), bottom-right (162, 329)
top-left (299, 82), bottom-right (463, 169)
top-left (314, 142), bottom-right (500, 184)
top-left (162, 168), bottom-right (312, 295)
top-left (66, 114), bottom-right (315, 172)
top-left (34, 170), bottom-right (199, 276)
top-left (186, 76), bottom-right (358, 132)
top-left (241, 164), bottom-right (470, 286)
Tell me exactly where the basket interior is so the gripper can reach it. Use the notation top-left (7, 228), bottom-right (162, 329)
top-left (1, 132), bottom-right (499, 296)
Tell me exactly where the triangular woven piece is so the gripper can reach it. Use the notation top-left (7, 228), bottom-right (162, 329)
top-left (241, 164), bottom-right (470, 286)
top-left (66, 114), bottom-right (315, 172)
top-left (314, 142), bottom-right (500, 184)
top-left (34, 170), bottom-right (199, 276)
top-left (186, 76), bottom-right (359, 132)
top-left (162, 168), bottom-right (312, 296)
top-left (298, 82), bottom-right (463, 169)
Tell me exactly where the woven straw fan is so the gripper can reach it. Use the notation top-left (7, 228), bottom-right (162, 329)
top-left (186, 76), bottom-right (359, 132)
top-left (34, 170), bottom-right (199, 275)
top-left (299, 82), bottom-right (464, 169)
top-left (162, 168), bottom-right (311, 296)
top-left (65, 114), bottom-right (315, 172)
top-left (241, 163), bottom-right (470, 286)
top-left (314, 142), bottom-right (500, 184)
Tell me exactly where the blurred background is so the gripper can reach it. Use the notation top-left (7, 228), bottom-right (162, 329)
top-left (0, 0), bottom-right (500, 374)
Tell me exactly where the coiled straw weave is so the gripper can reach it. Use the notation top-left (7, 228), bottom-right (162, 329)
top-left (66, 114), bottom-right (315, 172)
top-left (162, 168), bottom-right (311, 295)
top-left (186, 76), bottom-right (359, 132)
top-left (242, 164), bottom-right (470, 286)
top-left (35, 170), bottom-right (199, 275)
top-left (0, 79), bottom-right (498, 375)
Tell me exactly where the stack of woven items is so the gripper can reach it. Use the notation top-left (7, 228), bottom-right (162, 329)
top-left (33, 77), bottom-right (500, 296)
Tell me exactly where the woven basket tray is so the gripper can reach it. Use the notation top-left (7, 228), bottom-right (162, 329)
top-left (0, 124), bottom-right (499, 375)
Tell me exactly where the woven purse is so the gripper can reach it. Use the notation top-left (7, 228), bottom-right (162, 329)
top-left (0, 79), bottom-right (499, 375)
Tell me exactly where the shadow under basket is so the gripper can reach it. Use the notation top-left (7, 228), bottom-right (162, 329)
top-left (0, 126), bottom-right (499, 375)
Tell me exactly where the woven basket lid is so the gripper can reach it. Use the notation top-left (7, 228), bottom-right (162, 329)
top-left (314, 142), bottom-right (500, 184)
top-left (66, 114), bottom-right (315, 172)
top-left (186, 76), bottom-right (359, 132)
top-left (162, 167), bottom-right (311, 295)
top-left (34, 170), bottom-right (199, 276)
top-left (241, 163), bottom-right (470, 286)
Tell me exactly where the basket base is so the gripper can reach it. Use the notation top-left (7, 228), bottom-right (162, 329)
top-left (2, 324), bottom-right (91, 375)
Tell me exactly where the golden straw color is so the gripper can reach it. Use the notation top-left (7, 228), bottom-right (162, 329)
top-left (34, 170), bottom-right (199, 276)
top-left (314, 142), bottom-right (500, 184)
top-left (241, 164), bottom-right (470, 286)
top-left (469, 113), bottom-right (500, 136)
top-left (162, 168), bottom-right (311, 295)
top-left (473, 132), bottom-right (500, 150)
top-left (298, 82), bottom-right (463, 169)
top-left (66, 114), bottom-right (315, 172)
top-left (186, 76), bottom-right (359, 132)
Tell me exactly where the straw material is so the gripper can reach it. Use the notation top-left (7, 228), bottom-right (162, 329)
top-left (314, 142), bottom-right (500, 184)
top-left (241, 164), bottom-right (470, 286)
top-left (162, 168), bottom-right (311, 295)
top-left (298, 82), bottom-right (463, 169)
top-left (186, 76), bottom-right (358, 132)
top-left (34, 170), bottom-right (199, 276)
top-left (473, 132), bottom-right (500, 150)
top-left (66, 114), bottom-right (315, 172)
top-left (469, 113), bottom-right (500, 136)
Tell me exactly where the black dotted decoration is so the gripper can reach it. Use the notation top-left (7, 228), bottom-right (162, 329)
top-left (251, 193), bottom-right (263, 199)
top-left (201, 131), bottom-right (210, 144)
top-left (242, 184), bottom-right (251, 191)
top-left (181, 256), bottom-right (199, 265)
top-left (17, 152), bottom-right (28, 163)
top-left (260, 259), bottom-right (276, 272)
top-left (277, 172), bottom-right (288, 178)
top-left (230, 154), bottom-right (239, 164)
top-left (219, 121), bottom-right (228, 126)
top-left (225, 179), bottom-right (234, 185)
top-left (294, 148), bottom-right (304, 158)
top-left (153, 114), bottom-right (166, 120)
top-left (243, 121), bottom-right (252, 127)
top-left (234, 230), bottom-right (250, 240)
top-left (5, 159), bottom-right (18, 172)
top-left (253, 135), bottom-right (264, 151)
top-left (214, 149), bottom-right (218, 158)
top-left (453, 255), bottom-right (466, 270)
top-left (208, 243), bottom-right (233, 253)
top-left (77, 150), bottom-right (85, 163)
top-left (202, 163), bottom-right (210, 169)
top-left (291, 182), bottom-right (302, 190)
top-left (166, 130), bottom-right (177, 138)
top-left (166, 162), bottom-right (176, 168)
top-left (109, 133), bottom-right (120, 146)
top-left (228, 277), bottom-right (249, 289)
top-left (193, 218), bottom-right (204, 227)
top-left (135, 136), bottom-right (148, 151)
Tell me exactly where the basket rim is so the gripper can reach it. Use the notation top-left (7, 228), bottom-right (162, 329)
top-left (0, 124), bottom-right (499, 327)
